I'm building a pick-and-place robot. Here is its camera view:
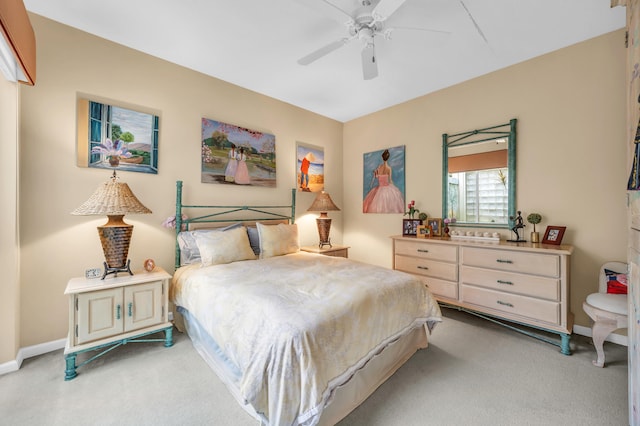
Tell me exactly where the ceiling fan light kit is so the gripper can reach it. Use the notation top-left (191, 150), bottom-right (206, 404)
top-left (298, 0), bottom-right (410, 80)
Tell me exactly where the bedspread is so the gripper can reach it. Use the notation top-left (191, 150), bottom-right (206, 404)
top-left (171, 252), bottom-right (441, 426)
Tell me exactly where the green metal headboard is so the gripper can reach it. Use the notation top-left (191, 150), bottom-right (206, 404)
top-left (174, 180), bottom-right (296, 269)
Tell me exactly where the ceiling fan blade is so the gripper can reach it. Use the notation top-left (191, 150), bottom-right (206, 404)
top-left (298, 37), bottom-right (352, 65)
top-left (361, 42), bottom-right (378, 80)
top-left (386, 26), bottom-right (451, 36)
top-left (372, 0), bottom-right (408, 23)
top-left (296, 0), bottom-right (354, 26)
top-left (459, 0), bottom-right (489, 46)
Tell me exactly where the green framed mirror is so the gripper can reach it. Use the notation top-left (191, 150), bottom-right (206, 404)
top-left (442, 119), bottom-right (517, 228)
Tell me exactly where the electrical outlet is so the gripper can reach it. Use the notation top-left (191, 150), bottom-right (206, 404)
top-left (85, 268), bottom-right (102, 279)
top-left (168, 311), bottom-right (174, 321)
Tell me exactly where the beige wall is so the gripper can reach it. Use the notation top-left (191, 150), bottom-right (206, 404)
top-left (343, 29), bottom-right (627, 329)
top-left (15, 14), bottom-right (343, 352)
top-left (5, 15), bottom-right (627, 361)
top-left (0, 77), bottom-right (20, 363)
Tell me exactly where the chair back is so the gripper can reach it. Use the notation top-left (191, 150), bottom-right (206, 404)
top-left (598, 261), bottom-right (628, 294)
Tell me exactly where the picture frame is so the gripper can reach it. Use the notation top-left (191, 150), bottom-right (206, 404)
top-left (542, 226), bottom-right (566, 245)
top-left (201, 117), bottom-right (276, 187)
top-left (296, 142), bottom-right (324, 193)
top-left (416, 225), bottom-right (432, 239)
top-left (427, 218), bottom-right (443, 237)
top-left (363, 145), bottom-right (406, 214)
top-left (403, 219), bottom-right (422, 236)
top-left (76, 97), bottom-right (160, 174)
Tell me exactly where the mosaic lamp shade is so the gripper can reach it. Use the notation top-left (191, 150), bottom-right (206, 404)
top-left (72, 172), bottom-right (151, 279)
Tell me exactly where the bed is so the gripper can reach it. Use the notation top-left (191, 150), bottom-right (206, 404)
top-left (169, 181), bottom-right (442, 426)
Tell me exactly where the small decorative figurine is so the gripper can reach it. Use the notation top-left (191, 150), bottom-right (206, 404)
top-left (143, 258), bottom-right (156, 272)
top-left (508, 211), bottom-right (526, 242)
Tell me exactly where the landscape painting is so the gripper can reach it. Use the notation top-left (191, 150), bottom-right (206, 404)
top-left (201, 118), bottom-right (276, 187)
top-left (77, 98), bottom-right (160, 174)
top-left (296, 142), bottom-right (324, 193)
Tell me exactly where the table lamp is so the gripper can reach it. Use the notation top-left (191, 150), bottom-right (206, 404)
top-left (72, 171), bottom-right (151, 279)
top-left (307, 191), bottom-right (340, 248)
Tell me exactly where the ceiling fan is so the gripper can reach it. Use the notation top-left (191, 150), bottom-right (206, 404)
top-left (297, 0), bottom-right (446, 80)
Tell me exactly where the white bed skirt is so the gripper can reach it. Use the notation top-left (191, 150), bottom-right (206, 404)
top-left (176, 307), bottom-right (429, 426)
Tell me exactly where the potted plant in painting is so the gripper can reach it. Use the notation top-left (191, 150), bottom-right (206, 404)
top-left (91, 138), bottom-right (132, 167)
top-left (527, 213), bottom-right (542, 243)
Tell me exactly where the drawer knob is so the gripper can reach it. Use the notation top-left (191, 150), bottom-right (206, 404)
top-left (417, 249), bottom-right (429, 253)
top-left (497, 280), bottom-right (513, 285)
top-left (116, 305), bottom-right (121, 320)
top-left (496, 259), bottom-right (513, 264)
top-left (417, 266), bottom-right (429, 270)
top-left (497, 300), bottom-right (514, 308)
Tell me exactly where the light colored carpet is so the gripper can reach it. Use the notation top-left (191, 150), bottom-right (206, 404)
top-left (0, 308), bottom-right (628, 425)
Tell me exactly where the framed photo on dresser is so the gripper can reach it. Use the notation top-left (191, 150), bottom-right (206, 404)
top-left (416, 225), bottom-right (431, 239)
top-left (403, 219), bottom-right (422, 236)
top-left (542, 226), bottom-right (566, 245)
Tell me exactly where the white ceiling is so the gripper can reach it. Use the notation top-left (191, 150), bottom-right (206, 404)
top-left (24, 0), bottom-right (625, 122)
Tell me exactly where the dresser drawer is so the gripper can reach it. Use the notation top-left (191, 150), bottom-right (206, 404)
top-left (394, 240), bottom-right (458, 262)
top-left (460, 266), bottom-right (560, 301)
top-left (461, 285), bottom-right (560, 325)
top-left (395, 255), bottom-right (458, 281)
top-left (462, 247), bottom-right (559, 278)
top-left (419, 276), bottom-right (458, 300)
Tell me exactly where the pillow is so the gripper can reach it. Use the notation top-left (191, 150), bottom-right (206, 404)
top-left (257, 223), bottom-right (299, 259)
top-left (177, 223), bottom-right (244, 265)
top-left (247, 226), bottom-right (260, 256)
top-left (195, 225), bottom-right (256, 266)
top-left (604, 268), bottom-right (628, 294)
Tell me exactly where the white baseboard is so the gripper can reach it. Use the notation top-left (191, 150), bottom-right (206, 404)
top-left (0, 338), bottom-right (66, 376)
top-left (573, 324), bottom-right (628, 347)
top-left (0, 359), bottom-right (20, 375)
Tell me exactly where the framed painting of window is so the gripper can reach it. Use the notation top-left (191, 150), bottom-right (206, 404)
top-left (201, 117), bottom-right (276, 187)
top-left (76, 97), bottom-right (160, 174)
top-left (296, 142), bottom-right (324, 193)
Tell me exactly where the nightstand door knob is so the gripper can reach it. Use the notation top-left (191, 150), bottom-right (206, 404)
top-left (116, 305), bottom-right (121, 320)
top-left (128, 302), bottom-right (133, 317)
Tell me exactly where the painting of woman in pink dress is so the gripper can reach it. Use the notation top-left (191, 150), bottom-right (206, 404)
top-left (234, 147), bottom-right (251, 184)
top-left (363, 146), bottom-right (405, 213)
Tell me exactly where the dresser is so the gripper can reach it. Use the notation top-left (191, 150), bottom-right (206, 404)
top-left (392, 236), bottom-right (573, 354)
top-left (64, 268), bottom-right (174, 380)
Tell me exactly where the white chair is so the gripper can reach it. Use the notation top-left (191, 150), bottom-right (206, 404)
top-left (582, 261), bottom-right (628, 367)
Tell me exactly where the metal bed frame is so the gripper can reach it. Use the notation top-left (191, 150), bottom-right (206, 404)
top-left (174, 180), bottom-right (296, 269)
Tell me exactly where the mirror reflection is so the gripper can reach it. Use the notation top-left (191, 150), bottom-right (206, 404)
top-left (442, 119), bottom-right (517, 228)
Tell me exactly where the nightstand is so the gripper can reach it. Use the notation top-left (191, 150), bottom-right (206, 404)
top-left (63, 267), bottom-right (173, 380)
top-left (300, 245), bottom-right (349, 258)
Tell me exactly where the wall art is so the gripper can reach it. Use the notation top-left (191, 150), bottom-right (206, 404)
top-left (201, 117), bottom-right (276, 187)
top-left (77, 97), bottom-right (159, 174)
top-left (362, 145), bottom-right (405, 213)
top-left (296, 142), bottom-right (324, 193)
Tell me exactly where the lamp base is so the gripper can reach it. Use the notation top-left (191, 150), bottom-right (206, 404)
top-left (316, 216), bottom-right (332, 248)
top-left (98, 215), bottom-right (134, 279)
top-left (318, 239), bottom-right (332, 249)
top-left (101, 259), bottom-right (133, 280)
